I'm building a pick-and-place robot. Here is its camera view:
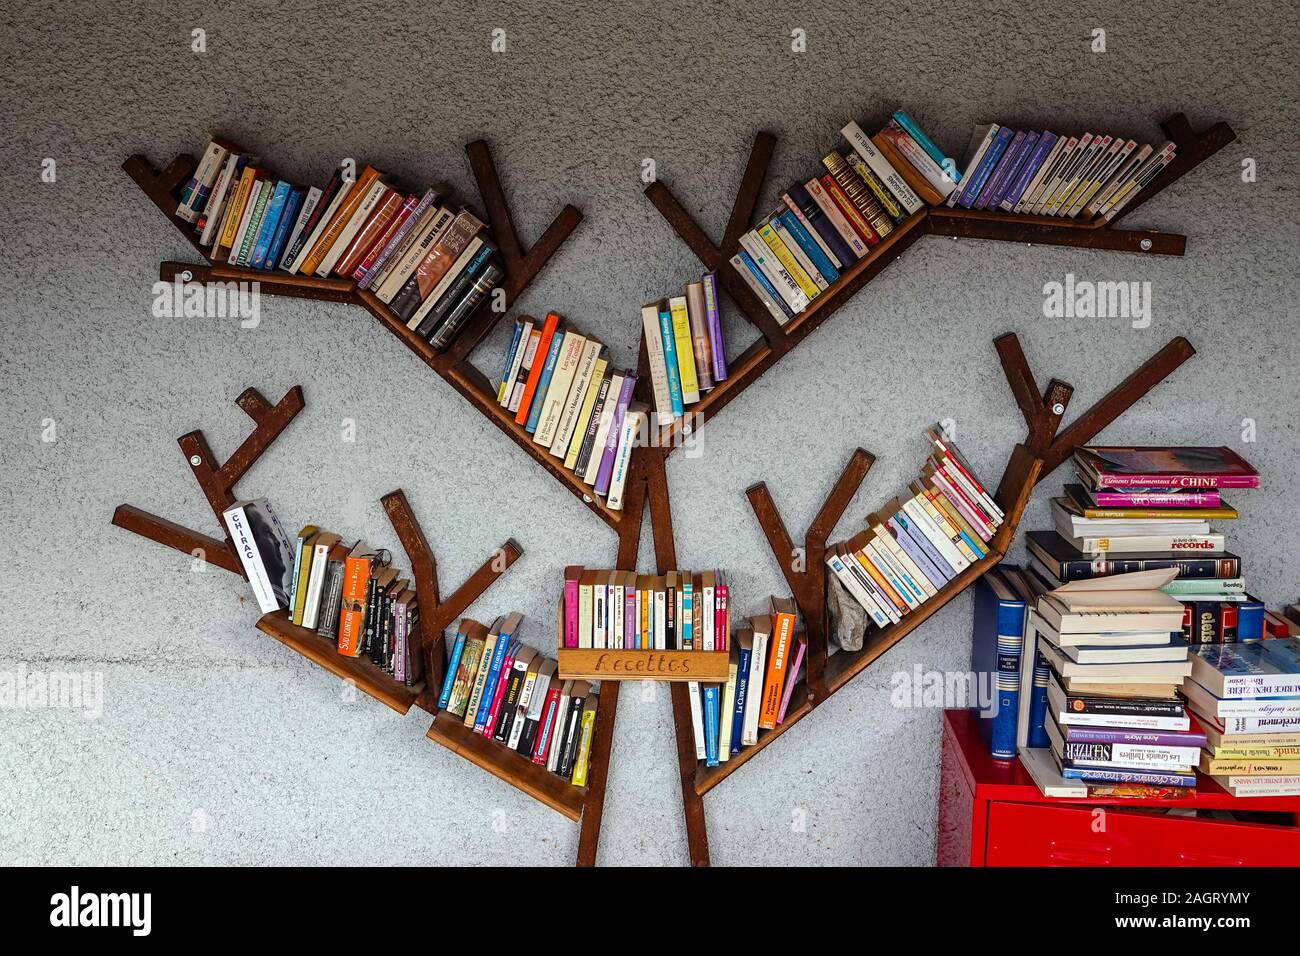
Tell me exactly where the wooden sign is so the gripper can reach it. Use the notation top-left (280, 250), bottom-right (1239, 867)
top-left (558, 649), bottom-right (730, 682)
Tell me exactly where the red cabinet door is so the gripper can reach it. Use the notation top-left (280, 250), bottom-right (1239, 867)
top-left (986, 801), bottom-right (1300, 866)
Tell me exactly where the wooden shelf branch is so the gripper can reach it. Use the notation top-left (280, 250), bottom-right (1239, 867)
top-left (991, 331), bottom-right (1196, 504)
top-left (112, 385), bottom-right (304, 573)
top-left (381, 488), bottom-right (521, 712)
top-left (644, 113), bottom-right (1230, 455)
top-left (745, 448), bottom-right (875, 702)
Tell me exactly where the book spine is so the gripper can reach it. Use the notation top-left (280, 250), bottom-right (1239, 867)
top-left (957, 127), bottom-right (1012, 208)
top-left (776, 640), bottom-right (807, 723)
top-left (841, 120), bottom-right (923, 214)
top-left (428, 263), bottom-right (502, 351)
top-left (594, 376), bottom-right (637, 496)
top-left (702, 273), bottom-right (728, 381)
top-left (358, 190), bottom-right (435, 289)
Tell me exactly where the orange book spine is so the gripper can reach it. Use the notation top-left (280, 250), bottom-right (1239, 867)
top-left (513, 312), bottom-right (562, 425)
top-left (336, 555), bottom-right (371, 657)
top-left (758, 611), bottom-right (795, 729)
top-left (334, 188), bottom-right (402, 278)
top-left (852, 539), bottom-right (909, 615)
top-left (300, 166), bottom-right (380, 275)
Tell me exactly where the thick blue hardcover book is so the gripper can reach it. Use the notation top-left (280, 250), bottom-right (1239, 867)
top-left (971, 568), bottom-right (1027, 759)
top-left (525, 331), bottom-right (567, 433)
top-left (1028, 646), bottom-right (1051, 748)
top-left (958, 126), bottom-right (1013, 208)
top-left (250, 180), bottom-right (292, 268)
top-left (786, 182), bottom-right (856, 267)
top-left (473, 627), bottom-right (514, 731)
top-left (776, 211), bottom-right (840, 283)
top-left (1237, 597), bottom-right (1265, 641)
top-left (703, 685), bottom-right (720, 766)
top-left (437, 627), bottom-right (469, 708)
top-left (264, 187), bottom-right (303, 271)
top-left (731, 645), bottom-right (752, 754)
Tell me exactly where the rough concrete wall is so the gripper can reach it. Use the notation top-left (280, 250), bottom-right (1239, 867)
top-left (1, 0), bottom-right (1296, 865)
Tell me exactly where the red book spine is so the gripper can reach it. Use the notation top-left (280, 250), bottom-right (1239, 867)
top-left (1091, 489), bottom-right (1222, 507)
top-left (564, 573), bottom-right (580, 649)
top-left (481, 651), bottom-right (516, 737)
top-left (352, 195), bottom-right (417, 281)
top-left (514, 312), bottom-right (561, 425)
top-left (531, 686), bottom-right (563, 764)
top-left (1097, 472), bottom-right (1260, 490)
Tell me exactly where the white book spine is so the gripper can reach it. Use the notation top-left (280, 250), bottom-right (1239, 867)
top-left (741, 634), bottom-right (767, 745)
top-left (300, 541), bottom-right (332, 629)
top-left (288, 178), bottom-right (354, 273)
top-left (951, 124), bottom-right (998, 208)
top-left (375, 207), bottom-right (453, 302)
top-left (640, 304), bottom-right (675, 423)
top-left (226, 180), bottom-right (265, 265)
top-left (729, 253), bottom-right (790, 324)
top-left (198, 153), bottom-right (240, 246)
top-left (223, 504), bottom-right (279, 613)
top-left (317, 180), bottom-right (387, 276)
top-left (551, 338), bottom-right (603, 456)
top-left (841, 120), bottom-right (923, 214)
top-left (177, 141), bottom-right (230, 222)
top-left (902, 497), bottom-right (968, 572)
top-left (582, 373), bottom-right (624, 485)
top-left (687, 681), bottom-right (706, 759)
top-left (738, 231), bottom-right (808, 313)
top-left (406, 234), bottom-right (486, 330)
top-left (1016, 137), bottom-right (1070, 213)
top-left (501, 320), bottom-right (534, 408)
top-left (605, 407), bottom-right (642, 511)
top-left (827, 554), bottom-right (889, 627)
top-left (654, 588), bottom-right (667, 651)
top-left (781, 193), bottom-right (841, 267)
top-left (534, 333), bottom-right (585, 447)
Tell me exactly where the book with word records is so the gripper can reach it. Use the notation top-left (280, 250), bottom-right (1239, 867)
top-left (826, 426), bottom-right (1003, 629)
top-left (437, 613), bottom-right (600, 787)
top-left (494, 313), bottom-right (643, 509)
top-left (173, 134), bottom-right (504, 352)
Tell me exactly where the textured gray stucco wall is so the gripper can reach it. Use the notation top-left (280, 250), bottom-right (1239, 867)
top-left (1, 1), bottom-right (1296, 866)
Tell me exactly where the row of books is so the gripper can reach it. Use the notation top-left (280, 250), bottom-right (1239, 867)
top-left (438, 615), bottom-right (597, 787)
top-left (1039, 445), bottom-right (1267, 644)
top-left (826, 427), bottom-right (1003, 629)
top-left (494, 312), bottom-right (643, 510)
top-left (639, 274), bottom-right (729, 425)
top-left (221, 500), bottom-right (424, 682)
top-left (728, 113), bottom-right (931, 324)
top-left (177, 136), bottom-right (501, 350)
top-left (688, 598), bottom-right (803, 766)
top-left (947, 125), bottom-right (1176, 221)
top-left (561, 567), bottom-right (729, 650)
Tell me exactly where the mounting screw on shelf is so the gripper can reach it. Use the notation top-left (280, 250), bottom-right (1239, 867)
top-left (1140, 238), bottom-right (1153, 251)
top-left (189, 455), bottom-right (202, 466)
top-left (583, 494), bottom-right (592, 503)
top-left (1052, 402), bottom-right (1066, 415)
top-left (180, 269), bottom-right (193, 282)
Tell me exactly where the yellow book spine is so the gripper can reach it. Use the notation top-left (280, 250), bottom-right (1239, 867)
top-left (564, 357), bottom-right (608, 470)
top-left (758, 223), bottom-right (818, 299)
top-left (571, 706), bottom-right (597, 787)
top-left (668, 296), bottom-right (700, 403)
top-left (218, 169), bottom-right (256, 251)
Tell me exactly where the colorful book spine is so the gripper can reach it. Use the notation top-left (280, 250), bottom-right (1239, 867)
top-left (1000, 131), bottom-right (1057, 211)
top-left (249, 181), bottom-right (291, 268)
top-left (776, 639), bottom-right (806, 723)
top-left (594, 375), bottom-right (637, 496)
top-left (971, 572), bottom-right (1026, 759)
top-left (524, 328), bottom-right (567, 434)
top-left (957, 126), bottom-right (1013, 208)
top-left (702, 272), bottom-right (728, 382)
top-left (777, 210), bottom-right (840, 284)
top-left (656, 303), bottom-right (686, 417)
top-left (703, 684), bottom-right (720, 767)
top-left (472, 632), bottom-right (512, 733)
top-left (730, 644), bottom-right (752, 754)
top-left (264, 188), bottom-right (304, 271)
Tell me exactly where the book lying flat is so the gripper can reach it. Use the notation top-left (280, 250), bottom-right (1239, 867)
top-left (1074, 446), bottom-right (1260, 490)
top-left (1036, 568), bottom-right (1185, 634)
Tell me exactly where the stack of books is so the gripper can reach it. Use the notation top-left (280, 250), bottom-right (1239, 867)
top-left (730, 110), bottom-right (945, 325)
top-left (640, 275), bottom-right (729, 427)
top-left (1023, 569), bottom-right (1200, 797)
top-left (826, 427), bottom-right (1003, 630)
top-left (438, 615), bottom-right (599, 787)
top-left (494, 313), bottom-right (642, 510)
top-left (948, 124), bottom-right (1177, 221)
top-left (1033, 445), bottom-right (1268, 643)
top-left (1183, 639), bottom-right (1300, 797)
top-left (177, 135), bottom-right (503, 350)
top-left (690, 597), bottom-right (803, 768)
top-left (561, 567), bottom-right (728, 650)
top-left (220, 501), bottom-right (425, 684)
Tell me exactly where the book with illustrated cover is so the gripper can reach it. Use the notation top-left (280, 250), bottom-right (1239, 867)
top-left (1074, 446), bottom-right (1261, 489)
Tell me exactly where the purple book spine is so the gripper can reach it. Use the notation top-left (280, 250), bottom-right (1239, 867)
top-left (394, 604), bottom-right (406, 683)
top-left (888, 517), bottom-right (950, 586)
top-left (357, 188), bottom-right (437, 289)
top-left (894, 512), bottom-right (953, 583)
top-left (564, 577), bottom-right (579, 648)
top-left (1001, 131), bottom-right (1055, 210)
top-left (624, 588), bottom-right (637, 649)
top-left (703, 273), bottom-right (728, 381)
top-left (594, 375), bottom-right (636, 496)
top-left (776, 639), bottom-right (807, 723)
top-left (1063, 725), bottom-right (1208, 748)
top-left (974, 131), bottom-right (1026, 209)
top-left (991, 130), bottom-right (1040, 209)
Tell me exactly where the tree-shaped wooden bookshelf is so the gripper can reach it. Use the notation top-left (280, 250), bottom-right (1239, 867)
top-left (638, 111), bottom-right (1226, 864)
top-left (120, 139), bottom-right (646, 865)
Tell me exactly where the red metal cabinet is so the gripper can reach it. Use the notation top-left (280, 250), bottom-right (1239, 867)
top-left (938, 709), bottom-right (1300, 867)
